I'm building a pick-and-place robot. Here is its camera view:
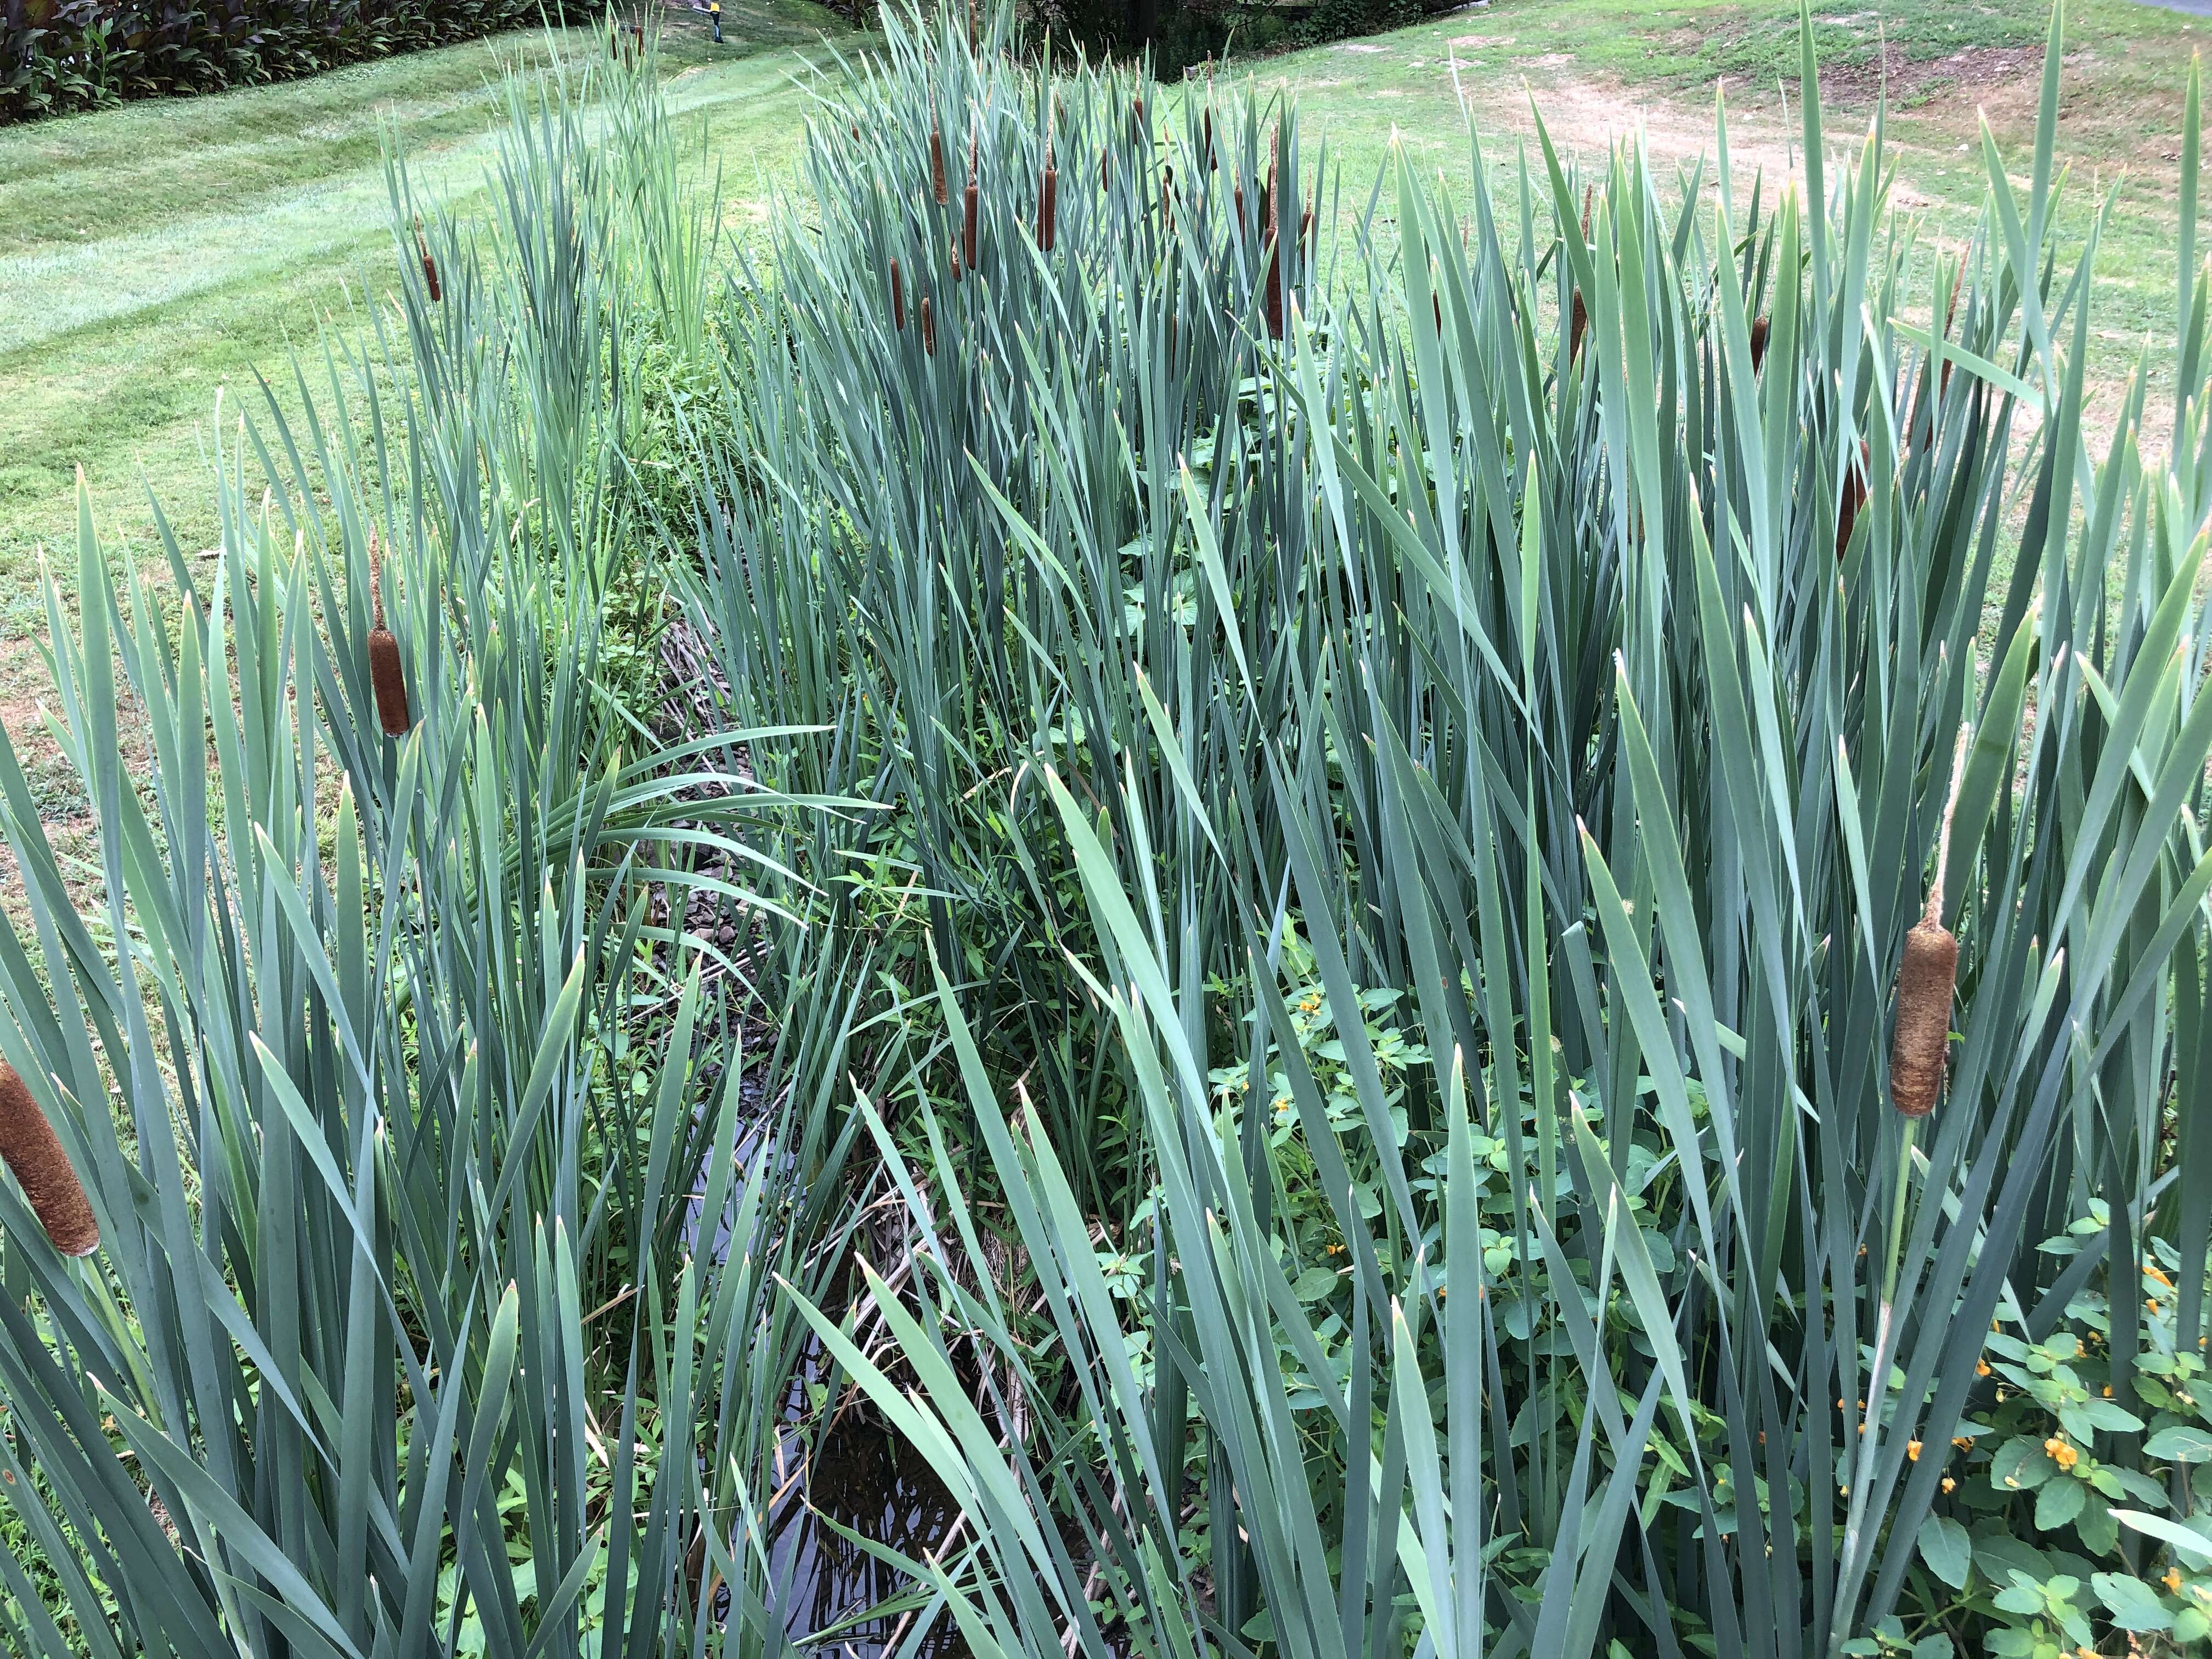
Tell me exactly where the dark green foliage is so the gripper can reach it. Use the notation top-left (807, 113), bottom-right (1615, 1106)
top-left (1, 0), bottom-right (600, 125)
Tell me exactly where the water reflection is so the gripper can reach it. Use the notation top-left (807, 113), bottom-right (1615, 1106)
top-left (766, 1402), bottom-right (966, 1655)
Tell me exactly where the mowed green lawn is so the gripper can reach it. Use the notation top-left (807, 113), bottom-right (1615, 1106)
top-left (0, 0), bottom-right (2203, 732)
top-left (0, 1), bottom-right (844, 652)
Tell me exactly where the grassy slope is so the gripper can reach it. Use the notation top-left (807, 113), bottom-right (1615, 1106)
top-left (0, 1), bottom-right (844, 625)
top-left (1243, 0), bottom-right (2203, 435)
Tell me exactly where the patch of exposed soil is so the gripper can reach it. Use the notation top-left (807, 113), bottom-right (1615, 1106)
top-left (1818, 42), bottom-right (2051, 106)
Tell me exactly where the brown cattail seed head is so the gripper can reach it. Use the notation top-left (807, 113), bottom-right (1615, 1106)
top-left (1749, 314), bottom-right (1769, 373)
top-left (1569, 291), bottom-right (1588, 363)
top-left (1939, 264), bottom-right (1966, 403)
top-left (891, 258), bottom-right (906, 330)
top-left (1263, 159), bottom-right (1284, 340)
top-left (1890, 920), bottom-right (1959, 1116)
top-left (415, 217), bottom-right (441, 304)
top-left (921, 296), bottom-right (936, 356)
top-left (1892, 724), bottom-right (1971, 1118)
top-left (366, 533), bottom-right (411, 736)
top-left (369, 629), bottom-right (410, 736)
top-left (1037, 164), bottom-right (1058, 252)
top-left (931, 126), bottom-right (949, 206)
top-left (963, 181), bottom-right (979, 269)
top-left (1263, 240), bottom-right (1283, 338)
top-left (1837, 439), bottom-right (1870, 561)
top-left (0, 1063), bottom-right (99, 1257)
top-left (949, 239), bottom-right (962, 283)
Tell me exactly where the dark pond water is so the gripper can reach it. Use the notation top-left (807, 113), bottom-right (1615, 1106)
top-left (684, 1076), bottom-right (967, 1655)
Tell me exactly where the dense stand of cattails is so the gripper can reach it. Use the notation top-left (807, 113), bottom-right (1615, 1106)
top-left (1836, 438), bottom-right (1870, 561)
top-left (1891, 727), bottom-right (1971, 1117)
top-left (415, 215), bottom-right (441, 304)
top-left (0, 1062), bottom-right (99, 1257)
top-left (367, 532), bottom-right (412, 737)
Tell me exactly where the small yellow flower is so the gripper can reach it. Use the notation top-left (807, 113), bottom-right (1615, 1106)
top-left (1907, 1440), bottom-right (1922, 1462)
top-left (1953, 1435), bottom-right (1976, 1449)
top-left (2102, 1385), bottom-right (2113, 1397)
top-left (2147, 1263), bottom-right (2176, 1291)
top-left (1942, 1476), bottom-right (1956, 1493)
top-left (2045, 1437), bottom-right (2080, 1471)
top-left (1977, 1359), bottom-right (1992, 1377)
top-left (1840, 1484), bottom-right (1850, 1497)
top-left (2166, 1568), bottom-right (2185, 1594)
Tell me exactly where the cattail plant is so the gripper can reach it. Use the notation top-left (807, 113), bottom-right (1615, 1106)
top-left (415, 214), bottom-right (441, 303)
top-left (366, 532), bottom-right (411, 737)
top-left (1568, 185), bottom-right (1593, 362)
top-left (1750, 314), bottom-right (1769, 372)
top-left (1837, 438), bottom-right (1871, 560)
top-left (931, 121), bottom-right (949, 206)
top-left (1938, 263), bottom-right (1965, 403)
top-left (1261, 152), bottom-right (1285, 339)
top-left (920, 294), bottom-right (935, 356)
top-left (1891, 725), bottom-right (1971, 1118)
top-left (1037, 146), bottom-right (1058, 252)
top-left (0, 1062), bottom-right (99, 1257)
top-left (963, 124), bottom-right (980, 270)
top-left (891, 257), bottom-right (906, 329)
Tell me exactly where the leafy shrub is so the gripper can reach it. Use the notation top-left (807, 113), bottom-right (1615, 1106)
top-left (0, 0), bottom-right (601, 125)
